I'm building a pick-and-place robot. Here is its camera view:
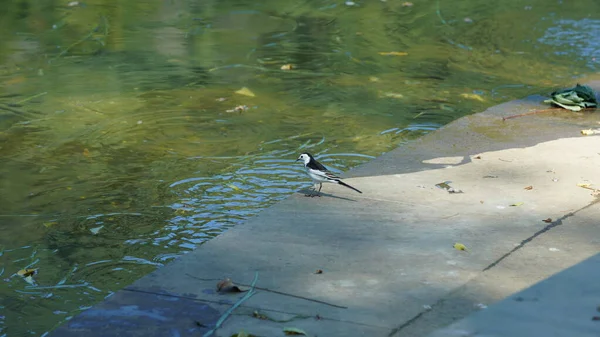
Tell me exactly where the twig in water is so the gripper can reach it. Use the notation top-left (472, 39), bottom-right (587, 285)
top-left (436, 0), bottom-right (448, 25)
top-left (15, 92), bottom-right (47, 105)
top-left (0, 104), bottom-right (28, 118)
top-left (202, 272), bottom-right (259, 337)
top-left (186, 273), bottom-right (348, 309)
top-left (50, 16), bottom-right (108, 62)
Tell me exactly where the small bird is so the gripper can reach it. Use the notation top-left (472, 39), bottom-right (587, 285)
top-left (296, 152), bottom-right (362, 197)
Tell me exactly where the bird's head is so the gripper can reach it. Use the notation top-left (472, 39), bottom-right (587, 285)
top-left (296, 153), bottom-right (312, 165)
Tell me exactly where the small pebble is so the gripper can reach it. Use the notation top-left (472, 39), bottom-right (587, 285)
top-left (548, 247), bottom-right (560, 252)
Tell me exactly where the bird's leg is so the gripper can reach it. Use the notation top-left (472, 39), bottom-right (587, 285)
top-left (317, 183), bottom-right (322, 197)
top-left (305, 183), bottom-right (317, 197)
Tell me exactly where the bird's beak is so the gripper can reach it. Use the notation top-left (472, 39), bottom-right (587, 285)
top-left (295, 158), bottom-right (300, 162)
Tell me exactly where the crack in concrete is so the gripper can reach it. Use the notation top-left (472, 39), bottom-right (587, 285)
top-left (482, 198), bottom-right (600, 272)
top-left (388, 198), bottom-right (600, 336)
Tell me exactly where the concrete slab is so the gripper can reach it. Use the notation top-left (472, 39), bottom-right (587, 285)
top-left (426, 253), bottom-right (600, 337)
top-left (394, 200), bottom-right (600, 336)
top-left (48, 78), bottom-right (600, 337)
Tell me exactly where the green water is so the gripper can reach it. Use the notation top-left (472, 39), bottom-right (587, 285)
top-left (0, 0), bottom-right (598, 335)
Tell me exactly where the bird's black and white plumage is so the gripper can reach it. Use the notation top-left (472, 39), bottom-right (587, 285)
top-left (296, 152), bottom-right (362, 197)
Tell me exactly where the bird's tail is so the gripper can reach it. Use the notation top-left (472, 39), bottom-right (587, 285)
top-left (337, 180), bottom-right (362, 194)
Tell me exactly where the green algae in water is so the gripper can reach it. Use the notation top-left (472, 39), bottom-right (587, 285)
top-left (0, 0), bottom-right (599, 335)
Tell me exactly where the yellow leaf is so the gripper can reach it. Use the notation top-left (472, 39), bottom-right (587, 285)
top-left (43, 221), bottom-right (58, 228)
top-left (17, 268), bottom-right (38, 277)
top-left (577, 183), bottom-right (592, 188)
top-left (82, 148), bottom-right (90, 157)
top-left (453, 243), bottom-right (468, 252)
top-left (581, 129), bottom-right (598, 136)
top-left (280, 64), bottom-right (293, 70)
top-left (235, 87), bottom-right (255, 97)
top-left (228, 184), bottom-right (241, 191)
top-left (460, 93), bottom-right (485, 102)
top-left (381, 92), bottom-right (404, 99)
top-left (510, 202), bottom-right (524, 206)
top-left (378, 51), bottom-right (408, 56)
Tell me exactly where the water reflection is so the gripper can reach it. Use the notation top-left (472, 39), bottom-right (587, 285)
top-left (538, 18), bottom-right (600, 68)
top-left (0, 0), bottom-right (599, 335)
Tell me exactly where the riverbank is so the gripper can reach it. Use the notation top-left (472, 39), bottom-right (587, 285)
top-left (48, 79), bottom-right (600, 337)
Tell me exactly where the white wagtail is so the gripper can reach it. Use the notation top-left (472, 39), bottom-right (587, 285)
top-left (296, 152), bottom-right (362, 197)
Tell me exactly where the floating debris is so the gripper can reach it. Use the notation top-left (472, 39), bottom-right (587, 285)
top-left (226, 105), bottom-right (249, 113)
top-left (460, 93), bottom-right (485, 102)
top-left (234, 87), bottom-right (255, 97)
top-left (89, 225), bottom-right (104, 235)
top-left (378, 51), bottom-right (408, 56)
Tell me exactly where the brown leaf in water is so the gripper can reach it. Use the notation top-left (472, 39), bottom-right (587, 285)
top-left (542, 218), bottom-right (552, 223)
top-left (216, 278), bottom-right (249, 293)
top-left (474, 155), bottom-right (482, 159)
top-left (314, 269), bottom-right (323, 274)
top-left (524, 186), bottom-right (533, 190)
top-left (82, 148), bottom-right (90, 157)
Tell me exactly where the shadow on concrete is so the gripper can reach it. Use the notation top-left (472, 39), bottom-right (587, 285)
top-left (296, 188), bottom-right (359, 202)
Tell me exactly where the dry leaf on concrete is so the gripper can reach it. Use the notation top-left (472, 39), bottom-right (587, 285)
top-left (253, 311), bottom-right (268, 320)
top-left (453, 243), bottom-right (468, 252)
top-left (283, 327), bottom-right (307, 335)
top-left (216, 278), bottom-right (249, 293)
